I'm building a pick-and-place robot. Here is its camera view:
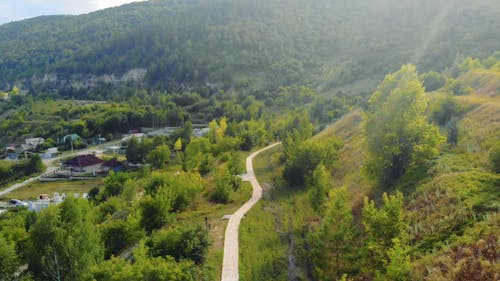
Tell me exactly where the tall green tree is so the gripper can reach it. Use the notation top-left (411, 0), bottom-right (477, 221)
top-left (126, 137), bottom-right (141, 164)
top-left (147, 144), bottom-right (171, 169)
top-left (364, 64), bottom-right (445, 182)
top-left (308, 186), bottom-right (357, 279)
top-left (26, 198), bottom-right (103, 281)
top-left (0, 235), bottom-right (20, 280)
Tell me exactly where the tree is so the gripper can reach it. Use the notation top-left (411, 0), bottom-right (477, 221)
top-left (308, 186), bottom-right (357, 279)
top-left (174, 137), bottom-right (183, 151)
top-left (362, 192), bottom-right (408, 272)
top-left (140, 192), bottom-right (174, 232)
top-left (283, 138), bottom-right (341, 185)
top-left (126, 137), bottom-right (141, 164)
top-left (147, 144), bottom-right (171, 169)
top-left (227, 152), bottom-right (244, 175)
top-left (365, 64), bottom-right (445, 182)
top-left (420, 71), bottom-right (445, 92)
top-left (378, 238), bottom-right (411, 281)
top-left (308, 163), bottom-right (331, 214)
top-left (100, 218), bottom-right (144, 259)
top-left (147, 225), bottom-right (209, 264)
top-left (210, 165), bottom-right (233, 203)
top-left (183, 137), bottom-right (213, 173)
top-left (26, 154), bottom-right (44, 174)
top-left (26, 198), bottom-right (103, 281)
top-left (104, 171), bottom-right (129, 197)
top-left (207, 117), bottom-right (227, 144)
top-left (0, 235), bottom-right (20, 280)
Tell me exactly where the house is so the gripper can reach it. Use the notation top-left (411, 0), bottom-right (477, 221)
top-left (100, 158), bottom-right (124, 174)
top-left (5, 143), bottom-right (23, 159)
top-left (63, 154), bottom-right (104, 174)
top-left (25, 137), bottom-right (45, 148)
top-left (41, 147), bottom-right (58, 159)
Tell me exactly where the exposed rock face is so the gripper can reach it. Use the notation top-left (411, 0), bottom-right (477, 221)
top-left (9, 68), bottom-right (147, 93)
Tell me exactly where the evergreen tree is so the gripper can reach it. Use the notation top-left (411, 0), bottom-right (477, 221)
top-left (308, 163), bottom-right (331, 214)
top-left (308, 186), bottom-right (357, 279)
top-left (362, 192), bottom-right (408, 273)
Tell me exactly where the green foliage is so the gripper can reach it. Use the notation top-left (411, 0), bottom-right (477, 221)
top-left (25, 198), bottom-right (103, 281)
top-left (489, 143), bottom-right (500, 173)
top-left (140, 193), bottom-right (174, 232)
top-left (365, 64), bottom-right (445, 182)
top-left (145, 172), bottom-right (205, 212)
top-left (458, 57), bottom-right (483, 75)
top-left (100, 218), bottom-right (145, 259)
top-left (126, 137), bottom-right (154, 164)
top-left (147, 144), bottom-right (171, 169)
top-left (0, 235), bottom-right (20, 280)
top-left (226, 152), bottom-right (245, 175)
top-left (446, 79), bottom-right (473, 96)
top-left (362, 192), bottom-right (408, 272)
top-left (27, 154), bottom-right (44, 174)
top-left (0, 156), bottom-right (45, 187)
top-left (283, 138), bottom-right (341, 185)
top-left (308, 186), bottom-right (357, 279)
top-left (308, 163), bottom-right (331, 214)
top-left (375, 238), bottom-right (411, 281)
top-left (147, 225), bottom-right (209, 264)
top-left (125, 137), bottom-right (141, 164)
top-left (430, 96), bottom-right (462, 126)
top-left (420, 71), bottom-right (446, 92)
top-left (210, 165), bottom-right (234, 204)
top-left (104, 171), bottom-right (130, 197)
top-left (92, 255), bottom-right (198, 281)
top-left (183, 137), bottom-right (213, 174)
top-left (1, 0), bottom-right (500, 101)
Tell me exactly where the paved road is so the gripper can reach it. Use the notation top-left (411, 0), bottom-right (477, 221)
top-left (221, 143), bottom-right (281, 281)
top-left (0, 141), bottom-right (119, 198)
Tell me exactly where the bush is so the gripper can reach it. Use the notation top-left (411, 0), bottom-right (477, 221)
top-left (140, 194), bottom-right (174, 232)
top-left (147, 225), bottom-right (209, 264)
top-left (100, 219), bottom-right (145, 258)
top-left (421, 71), bottom-right (446, 92)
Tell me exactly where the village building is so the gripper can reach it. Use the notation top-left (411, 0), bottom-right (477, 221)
top-left (25, 137), bottom-right (45, 148)
top-left (63, 154), bottom-right (104, 174)
top-left (99, 158), bottom-right (124, 174)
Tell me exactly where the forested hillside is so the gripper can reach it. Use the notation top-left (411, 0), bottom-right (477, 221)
top-left (1, 0), bottom-right (500, 98)
top-left (240, 56), bottom-right (500, 281)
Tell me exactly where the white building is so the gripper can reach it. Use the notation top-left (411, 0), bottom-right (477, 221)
top-left (25, 137), bottom-right (45, 148)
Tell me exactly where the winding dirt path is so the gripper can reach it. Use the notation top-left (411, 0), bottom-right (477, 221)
top-left (221, 143), bottom-right (281, 281)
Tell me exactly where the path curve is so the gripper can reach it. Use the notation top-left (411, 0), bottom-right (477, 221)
top-left (221, 142), bottom-right (281, 281)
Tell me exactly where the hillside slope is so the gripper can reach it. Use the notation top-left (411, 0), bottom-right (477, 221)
top-left (1, 0), bottom-right (500, 97)
top-left (241, 61), bottom-right (500, 280)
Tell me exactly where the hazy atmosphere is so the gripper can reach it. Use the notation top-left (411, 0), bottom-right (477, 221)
top-left (0, 0), bottom-right (144, 24)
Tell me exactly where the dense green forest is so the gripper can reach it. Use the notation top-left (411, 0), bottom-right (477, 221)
top-left (1, 0), bottom-right (500, 98)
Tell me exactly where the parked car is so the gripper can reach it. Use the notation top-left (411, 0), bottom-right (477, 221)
top-left (10, 199), bottom-right (28, 207)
